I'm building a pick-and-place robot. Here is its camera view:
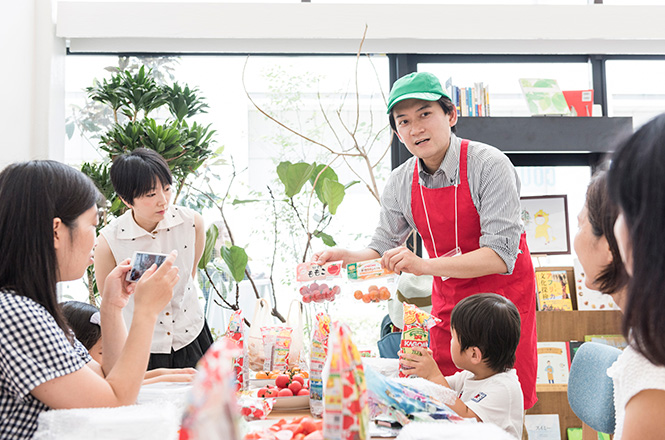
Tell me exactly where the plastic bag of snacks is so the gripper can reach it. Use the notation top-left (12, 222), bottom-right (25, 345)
top-left (399, 304), bottom-right (441, 378)
top-left (260, 326), bottom-right (292, 372)
top-left (224, 310), bottom-right (249, 391)
top-left (309, 312), bottom-right (331, 417)
top-left (296, 260), bottom-right (344, 304)
top-left (346, 259), bottom-right (398, 304)
top-left (323, 322), bottom-right (370, 440)
top-left (237, 394), bottom-right (275, 421)
top-left (247, 298), bottom-right (274, 371)
top-left (179, 338), bottom-right (242, 440)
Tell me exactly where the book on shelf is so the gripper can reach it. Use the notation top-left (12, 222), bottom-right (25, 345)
top-left (562, 89), bottom-right (594, 117)
top-left (573, 258), bottom-right (620, 311)
top-left (445, 78), bottom-right (490, 117)
top-left (567, 428), bottom-right (611, 440)
top-left (519, 78), bottom-right (571, 116)
top-left (568, 340), bottom-right (585, 365)
top-left (535, 269), bottom-right (574, 311)
top-left (584, 334), bottom-right (627, 350)
top-left (536, 341), bottom-right (571, 391)
top-left (525, 414), bottom-right (561, 440)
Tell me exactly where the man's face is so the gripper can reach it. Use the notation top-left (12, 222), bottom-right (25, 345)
top-left (392, 99), bottom-right (457, 171)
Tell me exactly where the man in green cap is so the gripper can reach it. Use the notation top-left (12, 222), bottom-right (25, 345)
top-left (313, 72), bottom-right (537, 412)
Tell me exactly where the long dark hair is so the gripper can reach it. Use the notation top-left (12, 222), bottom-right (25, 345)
top-left (585, 171), bottom-right (628, 294)
top-left (0, 161), bottom-right (101, 339)
top-left (608, 113), bottom-right (665, 366)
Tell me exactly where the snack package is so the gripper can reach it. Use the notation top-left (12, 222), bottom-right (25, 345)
top-left (346, 259), bottom-right (398, 304)
top-left (399, 304), bottom-right (441, 378)
top-left (224, 310), bottom-right (249, 391)
top-left (247, 298), bottom-right (274, 371)
top-left (260, 326), bottom-right (293, 372)
top-left (309, 312), bottom-right (331, 417)
top-left (323, 322), bottom-right (369, 440)
top-left (179, 338), bottom-right (242, 440)
top-left (237, 394), bottom-right (275, 421)
top-left (296, 260), bottom-right (344, 304)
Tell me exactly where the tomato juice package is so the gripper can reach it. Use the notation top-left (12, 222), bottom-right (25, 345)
top-left (309, 312), bottom-right (331, 417)
top-left (260, 326), bottom-right (292, 372)
top-left (398, 304), bottom-right (441, 378)
top-left (296, 261), bottom-right (344, 304)
top-left (224, 310), bottom-right (249, 391)
top-left (323, 322), bottom-right (369, 440)
top-left (346, 259), bottom-right (398, 304)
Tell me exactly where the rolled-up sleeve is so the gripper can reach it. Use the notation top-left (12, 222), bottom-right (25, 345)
top-left (475, 148), bottom-right (523, 274)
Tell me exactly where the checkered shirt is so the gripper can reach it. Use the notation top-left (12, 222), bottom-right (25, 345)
top-left (0, 291), bottom-right (91, 439)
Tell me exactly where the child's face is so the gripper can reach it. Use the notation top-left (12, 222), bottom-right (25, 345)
top-left (89, 339), bottom-right (103, 364)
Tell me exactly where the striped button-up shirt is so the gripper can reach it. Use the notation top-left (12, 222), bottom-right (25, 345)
top-left (368, 133), bottom-right (524, 274)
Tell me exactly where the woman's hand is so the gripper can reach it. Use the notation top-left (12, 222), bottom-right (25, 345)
top-left (142, 367), bottom-right (197, 385)
top-left (399, 347), bottom-right (444, 382)
top-left (133, 251), bottom-right (179, 318)
top-left (381, 247), bottom-right (428, 275)
top-left (101, 258), bottom-right (134, 310)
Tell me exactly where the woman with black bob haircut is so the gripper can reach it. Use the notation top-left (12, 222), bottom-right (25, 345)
top-left (606, 113), bottom-right (665, 440)
top-left (0, 160), bottom-right (179, 439)
top-left (95, 148), bottom-right (212, 370)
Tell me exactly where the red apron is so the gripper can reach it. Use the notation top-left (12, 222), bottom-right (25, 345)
top-left (410, 139), bottom-right (538, 409)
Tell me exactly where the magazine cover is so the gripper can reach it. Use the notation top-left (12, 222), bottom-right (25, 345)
top-left (573, 258), bottom-right (619, 311)
top-left (536, 342), bottom-right (570, 391)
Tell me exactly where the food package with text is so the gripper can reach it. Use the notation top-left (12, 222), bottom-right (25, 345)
top-left (399, 304), bottom-right (441, 378)
top-left (345, 259), bottom-right (398, 305)
top-left (296, 260), bottom-right (344, 304)
top-left (224, 309), bottom-right (249, 391)
top-left (310, 312), bottom-right (331, 417)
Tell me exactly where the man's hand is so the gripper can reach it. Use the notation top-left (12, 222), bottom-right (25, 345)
top-left (381, 246), bottom-right (428, 275)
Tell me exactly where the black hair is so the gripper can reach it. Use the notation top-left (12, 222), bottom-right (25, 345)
top-left (608, 113), bottom-right (665, 366)
top-left (0, 161), bottom-right (101, 340)
top-left (61, 301), bottom-right (101, 350)
top-left (110, 148), bottom-right (172, 205)
top-left (450, 293), bottom-right (521, 373)
top-left (585, 171), bottom-right (628, 294)
top-left (389, 96), bottom-right (458, 134)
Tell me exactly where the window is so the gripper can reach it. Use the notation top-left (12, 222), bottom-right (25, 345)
top-left (606, 59), bottom-right (665, 128)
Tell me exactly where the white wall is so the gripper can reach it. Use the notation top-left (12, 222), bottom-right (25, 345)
top-left (0, 0), bottom-right (65, 166)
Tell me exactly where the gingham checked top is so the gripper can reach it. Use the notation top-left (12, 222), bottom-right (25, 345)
top-left (0, 291), bottom-right (91, 439)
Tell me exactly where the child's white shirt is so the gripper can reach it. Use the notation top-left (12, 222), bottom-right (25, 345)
top-left (446, 368), bottom-right (524, 439)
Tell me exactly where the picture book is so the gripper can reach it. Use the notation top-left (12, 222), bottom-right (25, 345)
top-left (525, 414), bottom-right (561, 440)
top-left (536, 342), bottom-right (570, 391)
top-left (568, 340), bottom-right (585, 365)
top-left (535, 269), bottom-right (573, 311)
top-left (584, 334), bottom-right (627, 350)
top-left (562, 89), bottom-right (594, 117)
top-left (519, 78), bottom-right (571, 116)
top-left (573, 258), bottom-right (619, 311)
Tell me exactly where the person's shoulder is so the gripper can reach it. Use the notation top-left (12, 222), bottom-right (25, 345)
top-left (171, 205), bottom-right (197, 221)
top-left (487, 369), bottom-right (523, 393)
top-left (386, 157), bottom-right (417, 185)
top-left (98, 209), bottom-right (132, 236)
top-left (0, 291), bottom-right (53, 330)
top-left (467, 140), bottom-right (511, 164)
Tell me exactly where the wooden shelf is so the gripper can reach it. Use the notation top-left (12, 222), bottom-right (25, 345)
top-left (527, 310), bottom-right (623, 439)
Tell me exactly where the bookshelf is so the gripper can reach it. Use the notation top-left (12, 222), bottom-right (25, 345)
top-left (528, 310), bottom-right (623, 440)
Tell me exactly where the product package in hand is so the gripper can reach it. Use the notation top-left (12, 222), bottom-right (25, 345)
top-left (323, 322), bottom-right (370, 440)
top-left (399, 304), bottom-right (441, 378)
top-left (346, 259), bottom-right (398, 304)
top-left (296, 261), bottom-right (343, 304)
top-left (179, 338), bottom-right (242, 440)
top-left (309, 312), bottom-right (331, 417)
top-left (224, 310), bottom-right (249, 391)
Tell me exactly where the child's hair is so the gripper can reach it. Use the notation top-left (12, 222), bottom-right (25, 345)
top-left (0, 161), bottom-right (100, 339)
top-left (450, 293), bottom-right (521, 373)
top-left (110, 148), bottom-right (172, 205)
top-left (61, 300), bottom-right (101, 350)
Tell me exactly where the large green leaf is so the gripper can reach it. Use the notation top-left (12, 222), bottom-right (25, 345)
top-left (198, 224), bottom-right (219, 270)
top-left (277, 161), bottom-right (315, 198)
top-left (321, 178), bottom-right (345, 215)
top-left (309, 163), bottom-right (338, 203)
top-left (313, 230), bottom-right (336, 247)
top-left (221, 245), bottom-right (249, 283)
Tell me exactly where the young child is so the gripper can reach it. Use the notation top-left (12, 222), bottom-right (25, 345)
top-left (61, 300), bottom-right (196, 385)
top-left (400, 293), bottom-right (524, 438)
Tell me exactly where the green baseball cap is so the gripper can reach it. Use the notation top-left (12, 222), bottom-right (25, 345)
top-left (386, 72), bottom-right (449, 114)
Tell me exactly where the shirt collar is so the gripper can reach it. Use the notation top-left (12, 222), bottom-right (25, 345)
top-left (116, 206), bottom-right (185, 240)
top-left (418, 133), bottom-right (460, 184)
